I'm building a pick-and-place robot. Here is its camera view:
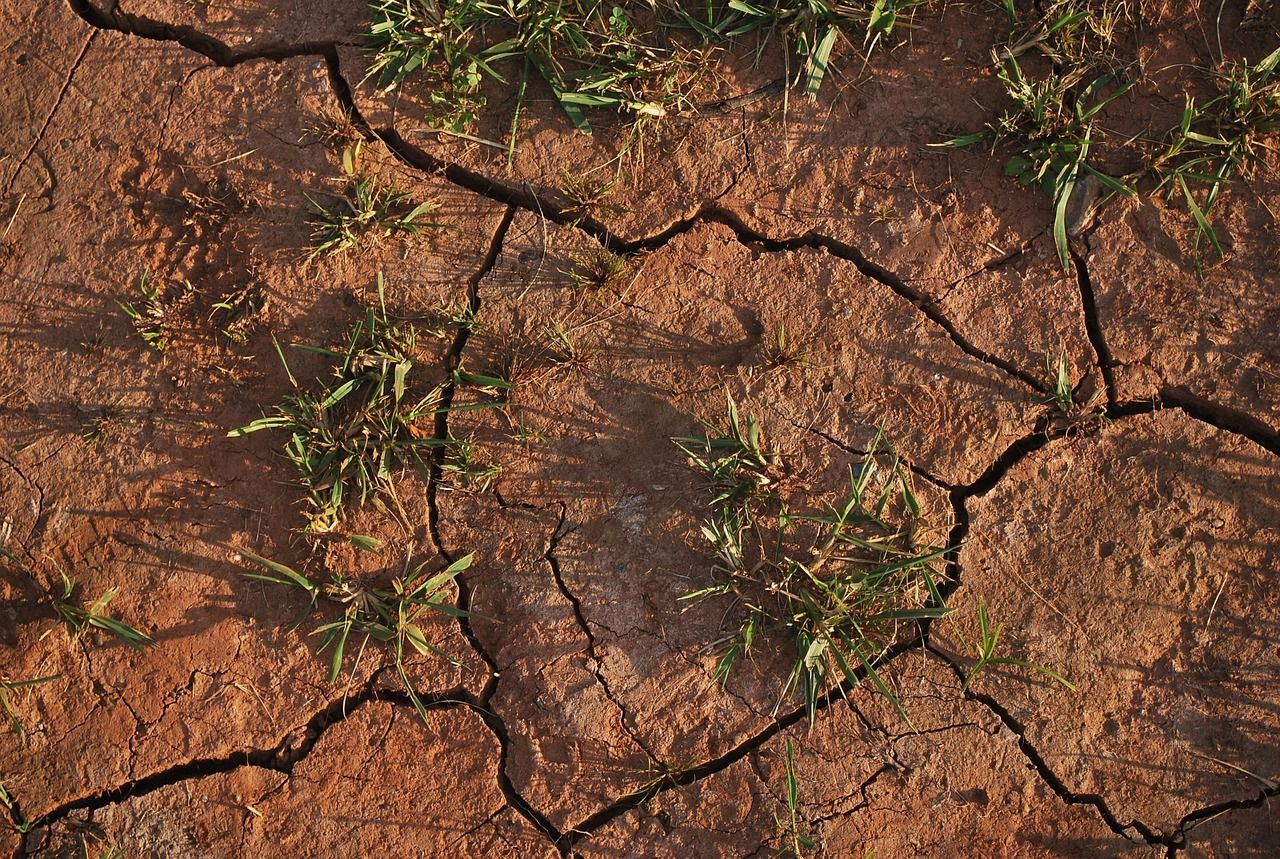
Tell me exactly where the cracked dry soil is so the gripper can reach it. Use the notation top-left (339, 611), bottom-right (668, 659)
top-left (2, 1), bottom-right (1279, 857)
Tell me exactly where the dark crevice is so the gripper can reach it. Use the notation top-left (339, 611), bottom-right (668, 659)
top-left (925, 644), bottom-right (1171, 848)
top-left (556, 634), bottom-right (925, 851)
top-left (958, 431), bottom-right (1058, 499)
top-left (14, 29), bottom-right (1038, 405)
top-left (17, 680), bottom-right (467, 850)
top-left (424, 204), bottom-right (516, 557)
top-left (1172, 783), bottom-right (1280, 852)
top-left (66, 0), bottom-right (353, 67)
top-left (321, 51), bottom-right (1044, 398)
top-left (543, 504), bottom-right (664, 767)
top-left (1070, 245), bottom-right (1120, 410)
top-left (1159, 387), bottom-right (1280, 457)
top-left (414, 206), bottom-right (564, 849)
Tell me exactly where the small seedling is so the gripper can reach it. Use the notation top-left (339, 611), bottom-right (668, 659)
top-left (1, 674), bottom-right (61, 737)
top-left (559, 168), bottom-right (621, 218)
top-left (306, 175), bottom-right (440, 260)
top-left (1037, 350), bottom-right (1076, 414)
top-left (676, 395), bottom-right (950, 721)
top-left (238, 547), bottom-right (473, 721)
top-left (439, 434), bottom-right (503, 492)
top-left (424, 300), bottom-right (484, 340)
top-left (962, 601), bottom-right (1075, 691)
top-left (1034, 350), bottom-right (1105, 429)
top-left (774, 739), bottom-right (817, 858)
top-left (117, 270), bottom-right (181, 352)
top-left (564, 246), bottom-right (629, 298)
top-left (80, 406), bottom-right (122, 446)
top-left (52, 570), bottom-right (155, 650)
top-left (759, 323), bottom-right (811, 371)
top-left (311, 107), bottom-right (364, 152)
top-left (542, 321), bottom-right (597, 375)
top-left (508, 416), bottom-right (546, 447)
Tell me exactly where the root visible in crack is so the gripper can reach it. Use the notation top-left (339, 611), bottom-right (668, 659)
top-left (1171, 783), bottom-right (1280, 854)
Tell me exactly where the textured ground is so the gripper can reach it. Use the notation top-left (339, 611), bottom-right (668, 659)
top-left (1, 1), bottom-right (1278, 857)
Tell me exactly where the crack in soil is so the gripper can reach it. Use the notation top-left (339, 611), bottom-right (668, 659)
top-left (415, 207), bottom-right (568, 849)
top-left (1168, 781), bottom-right (1280, 856)
top-left (543, 504), bottom-right (665, 768)
top-left (36, 6), bottom-right (1280, 856)
top-left (556, 635), bottom-right (925, 852)
top-left (320, 53), bottom-right (1046, 398)
top-left (0, 452), bottom-right (46, 563)
top-left (4, 29), bottom-right (96, 195)
top-left (924, 643), bottom-right (1170, 849)
top-left (65, 0), bottom-right (354, 67)
top-left (1070, 245), bottom-right (1120, 410)
top-left (66, 0), bottom-right (1280, 466)
top-left (16, 679), bottom-right (469, 854)
top-left (1158, 386), bottom-right (1280, 458)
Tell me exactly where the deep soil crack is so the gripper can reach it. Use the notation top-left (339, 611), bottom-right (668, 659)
top-left (1070, 245), bottom-right (1120, 409)
top-left (414, 205), bottom-right (564, 848)
top-left (543, 504), bottom-right (664, 768)
top-left (557, 635), bottom-right (925, 852)
top-left (925, 643), bottom-right (1170, 849)
top-left (66, 0), bottom-right (353, 67)
top-left (17, 679), bottom-right (468, 853)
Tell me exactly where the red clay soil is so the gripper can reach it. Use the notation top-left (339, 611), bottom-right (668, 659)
top-left (2, 1), bottom-right (1278, 857)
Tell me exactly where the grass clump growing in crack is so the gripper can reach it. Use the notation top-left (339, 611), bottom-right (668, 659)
top-left (365, 0), bottom-right (928, 155)
top-left (1035, 350), bottom-right (1105, 430)
top-left (937, 55), bottom-right (1133, 268)
top-left (675, 394), bottom-right (950, 721)
top-left (238, 546), bottom-right (473, 720)
top-left (229, 278), bottom-right (509, 532)
top-left (563, 246), bottom-right (629, 297)
top-left (306, 175), bottom-right (440, 260)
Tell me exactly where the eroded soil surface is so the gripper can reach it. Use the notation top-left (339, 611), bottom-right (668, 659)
top-left (1, 1), bottom-right (1278, 857)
